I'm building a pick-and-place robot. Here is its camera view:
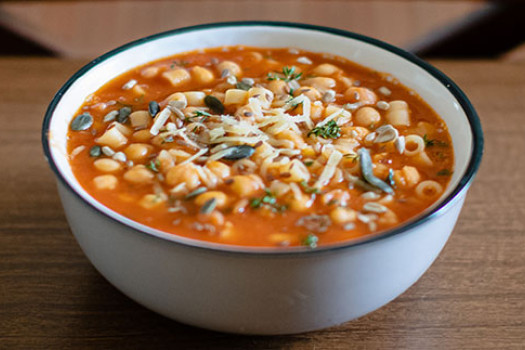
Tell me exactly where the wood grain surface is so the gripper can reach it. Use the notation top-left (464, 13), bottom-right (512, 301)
top-left (0, 58), bottom-right (524, 349)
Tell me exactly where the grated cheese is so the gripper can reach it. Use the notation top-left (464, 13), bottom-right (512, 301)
top-left (150, 108), bottom-right (171, 135)
top-left (314, 149), bottom-right (343, 189)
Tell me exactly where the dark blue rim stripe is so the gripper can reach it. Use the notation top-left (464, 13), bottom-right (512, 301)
top-left (42, 21), bottom-right (484, 256)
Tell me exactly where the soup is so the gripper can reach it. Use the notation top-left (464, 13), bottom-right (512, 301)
top-left (67, 46), bottom-right (453, 248)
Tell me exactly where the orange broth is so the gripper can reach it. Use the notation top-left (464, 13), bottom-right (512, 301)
top-left (67, 46), bottom-right (453, 248)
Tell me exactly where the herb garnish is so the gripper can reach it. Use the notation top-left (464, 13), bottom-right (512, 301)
top-left (185, 110), bottom-right (212, 123)
top-left (437, 169), bottom-right (452, 176)
top-left (146, 160), bottom-right (160, 173)
top-left (343, 153), bottom-right (359, 163)
top-left (300, 181), bottom-right (320, 194)
top-left (249, 189), bottom-right (287, 213)
top-left (302, 233), bottom-right (319, 249)
top-left (423, 134), bottom-right (449, 147)
top-left (267, 66), bottom-right (303, 82)
top-left (304, 160), bottom-right (314, 167)
top-left (307, 120), bottom-right (341, 139)
top-left (171, 60), bottom-right (189, 68)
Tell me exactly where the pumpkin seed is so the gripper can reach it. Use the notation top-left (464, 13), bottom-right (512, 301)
top-left (103, 110), bottom-right (119, 122)
top-left (200, 197), bottom-right (217, 214)
top-left (70, 113), bottom-right (93, 131)
top-left (358, 148), bottom-right (394, 194)
top-left (236, 80), bottom-right (252, 91)
top-left (222, 145), bottom-right (255, 160)
top-left (89, 145), bottom-right (102, 157)
top-left (148, 101), bottom-right (160, 117)
top-left (117, 107), bottom-right (132, 123)
top-left (184, 187), bottom-right (207, 200)
top-left (204, 95), bottom-right (225, 114)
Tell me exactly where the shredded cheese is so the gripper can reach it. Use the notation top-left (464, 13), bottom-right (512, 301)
top-left (314, 149), bottom-right (343, 189)
top-left (150, 108), bottom-right (171, 135)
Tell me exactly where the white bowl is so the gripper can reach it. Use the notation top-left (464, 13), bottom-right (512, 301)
top-left (42, 22), bottom-right (483, 334)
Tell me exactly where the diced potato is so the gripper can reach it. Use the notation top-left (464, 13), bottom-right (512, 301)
top-left (141, 66), bottom-right (160, 78)
top-left (192, 66), bottom-right (215, 85)
top-left (229, 175), bottom-right (263, 197)
top-left (95, 127), bottom-right (128, 149)
top-left (129, 111), bottom-right (151, 129)
top-left (224, 89), bottom-right (249, 105)
top-left (162, 68), bottom-right (191, 87)
top-left (183, 91), bottom-right (206, 107)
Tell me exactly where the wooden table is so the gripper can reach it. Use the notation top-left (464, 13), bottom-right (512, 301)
top-left (1, 58), bottom-right (524, 349)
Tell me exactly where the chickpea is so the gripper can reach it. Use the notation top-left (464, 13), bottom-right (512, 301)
top-left (162, 68), bottom-right (191, 87)
top-left (312, 63), bottom-right (341, 76)
top-left (355, 107), bottom-right (381, 127)
top-left (93, 158), bottom-right (121, 173)
top-left (301, 77), bottom-right (336, 91)
top-left (217, 60), bottom-right (241, 76)
top-left (294, 86), bottom-right (321, 101)
top-left (93, 175), bottom-right (118, 190)
top-left (139, 194), bottom-right (166, 209)
top-left (229, 175), bottom-right (262, 197)
top-left (267, 80), bottom-right (288, 95)
top-left (330, 207), bottom-right (357, 224)
top-left (191, 66), bottom-right (215, 85)
top-left (288, 193), bottom-right (314, 212)
top-left (166, 163), bottom-right (201, 190)
top-left (206, 161), bottom-right (231, 180)
top-left (344, 87), bottom-right (377, 105)
top-left (132, 129), bottom-right (152, 143)
top-left (195, 191), bottom-right (228, 208)
top-left (124, 143), bottom-right (154, 162)
top-left (157, 150), bottom-right (175, 172)
top-left (123, 165), bottom-right (154, 184)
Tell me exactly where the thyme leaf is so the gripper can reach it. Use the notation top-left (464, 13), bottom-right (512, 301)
top-left (307, 120), bottom-right (341, 139)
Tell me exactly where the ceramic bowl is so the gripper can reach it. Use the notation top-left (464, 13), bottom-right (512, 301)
top-left (42, 21), bottom-right (483, 334)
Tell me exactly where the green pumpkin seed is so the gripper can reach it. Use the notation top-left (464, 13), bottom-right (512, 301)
top-left (358, 148), bottom-right (394, 194)
top-left (89, 145), bottom-right (102, 157)
top-left (184, 187), bottom-right (207, 200)
top-left (236, 80), bottom-right (252, 91)
top-left (222, 145), bottom-right (255, 160)
top-left (148, 101), bottom-right (160, 117)
top-left (204, 95), bottom-right (225, 114)
top-left (70, 113), bottom-right (93, 131)
top-left (200, 197), bottom-right (217, 214)
top-left (117, 106), bottom-right (132, 123)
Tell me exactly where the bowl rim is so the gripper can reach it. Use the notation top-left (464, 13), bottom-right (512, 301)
top-left (42, 20), bottom-right (484, 256)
